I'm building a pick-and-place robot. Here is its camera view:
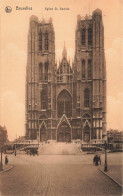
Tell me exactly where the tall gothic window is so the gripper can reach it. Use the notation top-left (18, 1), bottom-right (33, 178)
top-left (88, 28), bottom-right (92, 45)
top-left (44, 32), bottom-right (49, 51)
top-left (82, 60), bottom-right (85, 79)
top-left (88, 59), bottom-right (92, 79)
top-left (60, 67), bottom-right (63, 74)
top-left (84, 88), bottom-right (89, 107)
top-left (57, 90), bottom-right (72, 118)
top-left (44, 62), bottom-right (48, 81)
top-left (39, 31), bottom-right (42, 51)
top-left (41, 90), bottom-right (47, 109)
top-left (39, 63), bottom-right (43, 81)
top-left (81, 29), bottom-right (85, 46)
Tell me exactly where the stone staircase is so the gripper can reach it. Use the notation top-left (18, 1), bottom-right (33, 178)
top-left (38, 142), bottom-right (82, 155)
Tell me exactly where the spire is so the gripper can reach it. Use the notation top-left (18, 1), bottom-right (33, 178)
top-left (62, 42), bottom-right (67, 59)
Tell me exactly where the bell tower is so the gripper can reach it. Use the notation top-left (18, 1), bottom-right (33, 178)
top-left (26, 16), bottom-right (55, 140)
top-left (92, 9), bottom-right (106, 140)
top-left (74, 9), bottom-right (106, 143)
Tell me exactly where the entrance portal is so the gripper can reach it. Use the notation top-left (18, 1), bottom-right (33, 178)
top-left (40, 124), bottom-right (46, 142)
top-left (83, 124), bottom-right (90, 142)
top-left (83, 132), bottom-right (90, 142)
top-left (58, 132), bottom-right (71, 142)
top-left (40, 133), bottom-right (46, 142)
top-left (57, 122), bottom-right (71, 142)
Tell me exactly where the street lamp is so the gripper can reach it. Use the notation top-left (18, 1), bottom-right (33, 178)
top-left (102, 133), bottom-right (108, 172)
top-left (104, 141), bottom-right (108, 172)
top-left (15, 134), bottom-right (17, 156)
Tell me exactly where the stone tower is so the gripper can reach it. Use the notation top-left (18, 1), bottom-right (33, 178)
top-left (74, 9), bottom-right (106, 142)
top-left (25, 9), bottom-right (106, 144)
top-left (25, 16), bottom-right (56, 140)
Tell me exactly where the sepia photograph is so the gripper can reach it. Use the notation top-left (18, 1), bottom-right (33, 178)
top-left (0, 0), bottom-right (123, 195)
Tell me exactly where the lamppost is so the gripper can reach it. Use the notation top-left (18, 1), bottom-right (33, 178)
top-left (15, 143), bottom-right (16, 156)
top-left (104, 141), bottom-right (108, 172)
top-left (15, 134), bottom-right (17, 156)
top-left (102, 133), bottom-right (108, 172)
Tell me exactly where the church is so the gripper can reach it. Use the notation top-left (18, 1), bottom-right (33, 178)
top-left (25, 9), bottom-right (106, 144)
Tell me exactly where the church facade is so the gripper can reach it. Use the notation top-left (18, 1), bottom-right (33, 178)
top-left (25, 9), bottom-right (106, 143)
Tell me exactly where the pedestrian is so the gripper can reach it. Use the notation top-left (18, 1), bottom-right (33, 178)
top-left (93, 154), bottom-right (101, 166)
top-left (93, 155), bottom-right (99, 166)
top-left (5, 155), bottom-right (8, 165)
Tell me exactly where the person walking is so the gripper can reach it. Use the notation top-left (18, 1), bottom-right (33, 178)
top-left (5, 155), bottom-right (8, 165)
top-left (93, 154), bottom-right (101, 166)
top-left (93, 155), bottom-right (99, 166)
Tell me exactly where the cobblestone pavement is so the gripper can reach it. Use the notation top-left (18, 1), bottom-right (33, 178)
top-left (0, 153), bottom-right (122, 196)
top-left (100, 152), bottom-right (123, 187)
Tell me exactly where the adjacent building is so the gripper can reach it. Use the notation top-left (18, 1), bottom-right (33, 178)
top-left (25, 9), bottom-right (106, 144)
top-left (107, 129), bottom-right (123, 150)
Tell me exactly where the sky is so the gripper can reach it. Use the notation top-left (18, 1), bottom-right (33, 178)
top-left (0, 0), bottom-right (123, 140)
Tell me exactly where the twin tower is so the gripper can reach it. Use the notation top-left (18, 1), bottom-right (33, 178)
top-left (25, 9), bottom-right (106, 144)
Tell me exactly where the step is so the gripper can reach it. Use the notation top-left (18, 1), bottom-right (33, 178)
top-left (38, 142), bottom-right (82, 155)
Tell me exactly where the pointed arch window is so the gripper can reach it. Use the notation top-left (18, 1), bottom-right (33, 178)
top-left (88, 59), bottom-right (92, 79)
top-left (44, 62), bottom-right (48, 81)
top-left (41, 90), bottom-right (47, 109)
top-left (57, 90), bottom-right (72, 118)
top-left (88, 28), bottom-right (92, 45)
top-left (81, 29), bottom-right (85, 46)
top-left (39, 63), bottom-right (43, 81)
top-left (84, 88), bottom-right (89, 107)
top-left (60, 67), bottom-right (63, 74)
top-left (60, 76), bottom-right (63, 82)
top-left (82, 60), bottom-right (85, 79)
top-left (44, 32), bottom-right (49, 51)
top-left (39, 31), bottom-right (42, 51)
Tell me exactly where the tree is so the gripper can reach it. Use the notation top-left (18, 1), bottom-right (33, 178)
top-left (0, 125), bottom-right (8, 150)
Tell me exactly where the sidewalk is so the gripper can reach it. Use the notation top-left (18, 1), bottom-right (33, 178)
top-left (0, 164), bottom-right (13, 174)
top-left (100, 165), bottom-right (123, 188)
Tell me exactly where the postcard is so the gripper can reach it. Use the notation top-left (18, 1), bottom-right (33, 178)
top-left (0, 0), bottom-right (122, 195)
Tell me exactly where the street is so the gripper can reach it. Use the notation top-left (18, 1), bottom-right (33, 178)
top-left (0, 152), bottom-right (122, 196)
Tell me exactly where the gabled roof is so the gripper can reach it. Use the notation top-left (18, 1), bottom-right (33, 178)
top-left (83, 120), bottom-right (91, 128)
top-left (57, 44), bottom-right (72, 74)
top-left (57, 114), bottom-right (71, 129)
top-left (39, 121), bottom-right (47, 129)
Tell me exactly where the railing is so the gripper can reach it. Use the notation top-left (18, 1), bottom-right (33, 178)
top-left (14, 140), bottom-right (39, 145)
top-left (90, 139), bottom-right (105, 144)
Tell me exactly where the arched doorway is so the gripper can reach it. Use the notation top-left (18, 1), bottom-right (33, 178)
top-left (57, 90), bottom-right (72, 118)
top-left (83, 124), bottom-right (90, 142)
top-left (40, 123), bottom-right (46, 142)
top-left (57, 122), bottom-right (71, 142)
